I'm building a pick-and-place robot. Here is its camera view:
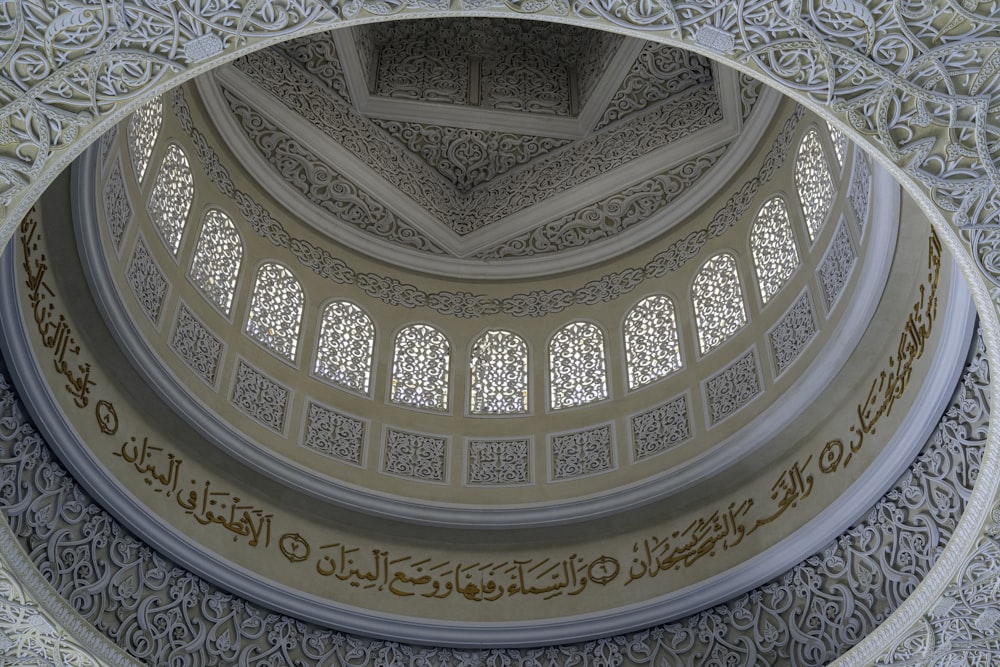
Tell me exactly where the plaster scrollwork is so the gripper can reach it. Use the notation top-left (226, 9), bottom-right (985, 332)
top-left (222, 87), bottom-right (445, 255)
top-left (630, 394), bottom-right (691, 461)
top-left (278, 34), bottom-right (353, 104)
top-left (818, 221), bottom-right (858, 311)
top-left (374, 40), bottom-right (468, 103)
top-left (173, 87), bottom-right (805, 318)
top-left (850, 153), bottom-right (873, 236)
top-left (230, 359), bottom-right (290, 433)
top-left (467, 438), bottom-right (531, 485)
top-left (170, 303), bottom-right (224, 386)
top-left (705, 349), bottom-right (762, 425)
top-left (124, 237), bottom-right (168, 326)
top-left (550, 424), bottom-right (615, 481)
top-left (769, 290), bottom-right (818, 376)
top-left (593, 43), bottom-right (713, 130)
top-left (303, 401), bottom-right (366, 466)
top-left (103, 161), bottom-right (131, 252)
top-left (382, 428), bottom-right (447, 482)
top-left (0, 326), bottom-right (988, 665)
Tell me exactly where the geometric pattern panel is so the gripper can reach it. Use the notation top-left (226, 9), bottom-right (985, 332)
top-left (170, 303), bottom-right (223, 386)
top-left (768, 291), bottom-right (818, 376)
top-left (818, 221), bottom-right (857, 311)
top-left (125, 237), bottom-right (168, 326)
top-left (103, 160), bottom-right (131, 251)
top-left (705, 348), bottom-right (762, 425)
top-left (849, 153), bottom-right (872, 235)
top-left (230, 359), bottom-right (289, 433)
top-left (466, 438), bottom-right (531, 486)
top-left (302, 401), bottom-right (366, 466)
top-left (382, 428), bottom-right (447, 483)
top-left (550, 423), bottom-right (615, 481)
top-left (630, 394), bottom-right (692, 461)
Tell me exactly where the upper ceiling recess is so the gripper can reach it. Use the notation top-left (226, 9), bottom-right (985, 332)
top-left (204, 18), bottom-right (776, 278)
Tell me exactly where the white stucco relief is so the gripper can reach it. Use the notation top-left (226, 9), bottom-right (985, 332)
top-left (2, 1), bottom-right (1000, 666)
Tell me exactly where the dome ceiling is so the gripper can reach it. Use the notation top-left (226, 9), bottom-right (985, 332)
top-left (203, 18), bottom-right (771, 277)
top-left (0, 16), bottom-right (982, 658)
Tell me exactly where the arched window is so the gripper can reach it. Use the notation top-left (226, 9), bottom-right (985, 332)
top-left (624, 295), bottom-right (681, 391)
top-left (147, 143), bottom-right (194, 255)
top-left (795, 128), bottom-right (835, 242)
top-left (470, 330), bottom-right (528, 414)
top-left (127, 97), bottom-right (162, 185)
top-left (827, 121), bottom-right (847, 169)
top-left (189, 210), bottom-right (243, 315)
top-left (693, 253), bottom-right (747, 355)
top-left (315, 301), bottom-right (375, 395)
top-left (245, 263), bottom-right (304, 360)
top-left (750, 196), bottom-right (800, 304)
top-left (391, 324), bottom-right (450, 410)
top-left (549, 322), bottom-right (608, 410)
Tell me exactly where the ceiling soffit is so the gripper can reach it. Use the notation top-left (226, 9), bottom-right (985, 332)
top-left (200, 25), bottom-right (776, 278)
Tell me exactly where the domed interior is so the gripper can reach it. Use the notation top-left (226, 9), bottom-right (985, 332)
top-left (0, 16), bottom-right (982, 660)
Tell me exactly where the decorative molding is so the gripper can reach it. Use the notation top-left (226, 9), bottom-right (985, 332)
top-left (302, 400), bottom-right (366, 467)
top-left (169, 302), bottom-right (224, 386)
top-left (382, 427), bottom-right (448, 482)
top-left (102, 158), bottom-right (131, 252)
top-left (124, 236), bottom-right (168, 326)
top-left (0, 325), bottom-right (987, 661)
top-left (223, 87), bottom-right (445, 255)
top-left (705, 348), bottom-right (762, 425)
top-left (630, 394), bottom-right (692, 461)
top-left (230, 358), bottom-right (290, 433)
top-left (550, 423), bottom-right (615, 481)
top-left (818, 220), bottom-right (857, 312)
top-left (466, 438), bottom-right (531, 486)
top-left (176, 85), bottom-right (801, 315)
top-left (768, 290), bottom-right (818, 377)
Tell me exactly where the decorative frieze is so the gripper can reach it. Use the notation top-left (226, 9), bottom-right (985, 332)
top-left (630, 394), bottom-right (692, 461)
top-left (302, 401), bottom-right (366, 466)
top-left (705, 349), bottom-right (762, 425)
top-left (230, 358), bottom-right (289, 433)
top-left (550, 423), bottom-right (615, 481)
top-left (382, 428), bottom-right (448, 482)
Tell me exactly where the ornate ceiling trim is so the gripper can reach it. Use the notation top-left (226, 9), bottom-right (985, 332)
top-left (0, 318), bottom-right (989, 660)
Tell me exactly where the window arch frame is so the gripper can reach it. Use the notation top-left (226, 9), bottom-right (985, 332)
top-left (546, 319), bottom-right (611, 412)
top-left (748, 194), bottom-right (802, 307)
top-left (186, 206), bottom-right (245, 320)
top-left (793, 125), bottom-right (837, 245)
top-left (312, 298), bottom-right (378, 398)
top-left (467, 327), bottom-right (532, 417)
top-left (388, 322), bottom-right (453, 413)
top-left (242, 260), bottom-right (306, 365)
top-left (690, 250), bottom-right (749, 357)
top-left (619, 291), bottom-right (687, 394)
top-left (145, 140), bottom-right (195, 259)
